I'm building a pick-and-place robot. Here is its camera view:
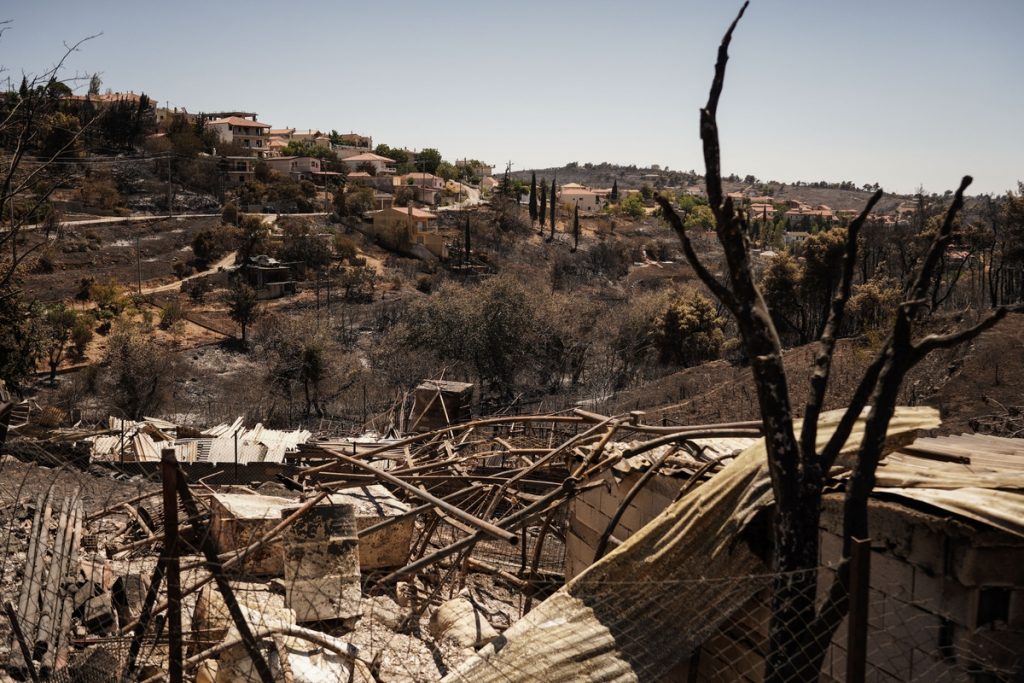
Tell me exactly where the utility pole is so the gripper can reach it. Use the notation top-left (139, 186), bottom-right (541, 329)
top-left (166, 156), bottom-right (173, 218)
top-left (136, 234), bottom-right (142, 295)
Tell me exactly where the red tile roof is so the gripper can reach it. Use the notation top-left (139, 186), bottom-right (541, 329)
top-left (207, 116), bottom-right (271, 128)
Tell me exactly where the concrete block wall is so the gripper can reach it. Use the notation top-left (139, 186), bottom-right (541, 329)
top-left (673, 496), bottom-right (1024, 681)
top-left (564, 470), bottom-right (682, 581)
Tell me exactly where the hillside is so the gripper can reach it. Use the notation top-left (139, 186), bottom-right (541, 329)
top-left (513, 163), bottom-right (915, 213)
top-left (608, 311), bottom-right (1024, 437)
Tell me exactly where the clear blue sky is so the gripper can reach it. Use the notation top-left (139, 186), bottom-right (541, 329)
top-left (3, 0), bottom-right (1021, 194)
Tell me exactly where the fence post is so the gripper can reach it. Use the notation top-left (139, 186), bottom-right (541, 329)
top-left (160, 448), bottom-right (183, 683)
top-left (846, 537), bottom-right (871, 683)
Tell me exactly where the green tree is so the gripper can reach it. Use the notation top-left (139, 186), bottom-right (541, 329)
top-left (191, 229), bottom-right (228, 264)
top-left (90, 278), bottom-right (125, 314)
top-left (375, 144), bottom-right (408, 165)
top-left (227, 279), bottom-right (260, 345)
top-left (281, 139), bottom-right (335, 160)
top-left (0, 296), bottom-right (43, 391)
top-left (414, 148), bottom-right (442, 174)
top-left (88, 73), bottom-right (101, 96)
top-left (99, 322), bottom-right (175, 419)
top-left (40, 111), bottom-right (83, 160)
top-left (278, 221), bottom-right (331, 272)
top-left (435, 161), bottom-right (458, 182)
top-left (549, 177), bottom-right (557, 239)
top-left (619, 194), bottom-right (645, 219)
top-left (528, 172), bottom-right (538, 223)
top-left (222, 202), bottom-right (239, 226)
top-left (610, 179), bottom-right (619, 202)
top-left (338, 264), bottom-right (377, 301)
top-left (539, 180), bottom-right (547, 230)
top-left (236, 214), bottom-right (269, 263)
top-left (683, 204), bottom-right (715, 230)
top-left (347, 187), bottom-right (374, 216)
top-left (332, 186), bottom-right (347, 218)
top-left (43, 304), bottom-right (78, 382)
top-left (70, 316), bottom-right (94, 359)
top-left (653, 292), bottom-right (725, 366)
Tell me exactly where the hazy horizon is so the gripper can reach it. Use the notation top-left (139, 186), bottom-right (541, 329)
top-left (2, 0), bottom-right (1021, 195)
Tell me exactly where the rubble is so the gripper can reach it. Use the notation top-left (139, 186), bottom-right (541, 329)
top-left (2, 402), bottom-right (764, 681)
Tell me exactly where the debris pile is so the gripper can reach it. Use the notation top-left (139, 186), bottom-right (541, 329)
top-left (1, 405), bottom-right (760, 681)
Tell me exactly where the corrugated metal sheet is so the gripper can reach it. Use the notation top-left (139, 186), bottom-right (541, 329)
top-left (443, 407), bottom-right (942, 683)
top-left (875, 431), bottom-right (1024, 538)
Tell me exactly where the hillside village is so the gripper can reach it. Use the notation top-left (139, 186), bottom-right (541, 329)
top-left (1, 26), bottom-right (1024, 683)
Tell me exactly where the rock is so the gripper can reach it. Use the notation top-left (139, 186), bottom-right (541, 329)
top-left (429, 597), bottom-right (498, 650)
top-left (83, 593), bottom-right (117, 634)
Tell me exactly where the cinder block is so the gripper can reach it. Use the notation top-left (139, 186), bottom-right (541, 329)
top-left (1008, 589), bottom-right (1024, 628)
top-left (909, 648), bottom-right (958, 682)
top-left (617, 502), bottom-right (642, 537)
top-left (907, 524), bottom-right (946, 576)
top-left (870, 550), bottom-right (914, 600)
top-left (912, 570), bottom-right (979, 627)
top-left (953, 626), bottom-right (1024, 673)
top-left (597, 488), bottom-right (621, 518)
top-left (952, 545), bottom-right (1024, 586)
top-left (883, 596), bottom-right (942, 654)
top-left (867, 621), bottom-right (912, 681)
top-left (866, 501), bottom-right (915, 560)
top-left (571, 499), bottom-right (606, 536)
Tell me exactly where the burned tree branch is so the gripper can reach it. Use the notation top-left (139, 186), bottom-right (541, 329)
top-left (801, 190), bottom-right (883, 458)
top-left (654, 196), bottom-right (738, 310)
top-left (911, 306), bottom-right (1015, 359)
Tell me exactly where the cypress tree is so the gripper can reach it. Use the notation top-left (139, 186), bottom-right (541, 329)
top-left (528, 172), bottom-right (538, 223)
top-left (572, 201), bottom-right (580, 252)
top-left (539, 181), bottom-right (547, 230)
top-left (548, 177), bottom-right (556, 241)
top-left (611, 179), bottom-right (619, 202)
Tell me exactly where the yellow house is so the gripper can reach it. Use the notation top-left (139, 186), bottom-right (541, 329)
top-left (371, 206), bottom-right (448, 258)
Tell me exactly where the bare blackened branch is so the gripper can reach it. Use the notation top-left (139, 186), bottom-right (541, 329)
top-left (801, 190), bottom-right (883, 458)
top-left (655, 195), bottom-right (738, 310)
top-left (706, 2), bottom-right (748, 119)
top-left (911, 306), bottom-right (1015, 359)
top-left (701, 2), bottom-right (748, 215)
top-left (907, 176), bottom-right (971, 306)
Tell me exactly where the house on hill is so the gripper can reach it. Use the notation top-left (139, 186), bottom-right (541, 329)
top-left (397, 173), bottom-right (445, 205)
top-left (785, 203), bottom-right (836, 230)
top-left (206, 115), bottom-right (271, 155)
top-left (343, 152), bottom-right (396, 175)
top-left (559, 183), bottom-right (607, 213)
top-left (370, 205), bottom-right (448, 258)
top-left (264, 156), bottom-right (321, 180)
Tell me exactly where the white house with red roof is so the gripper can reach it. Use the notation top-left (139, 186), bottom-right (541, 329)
top-left (206, 115), bottom-right (271, 154)
top-left (342, 152), bottom-right (396, 174)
